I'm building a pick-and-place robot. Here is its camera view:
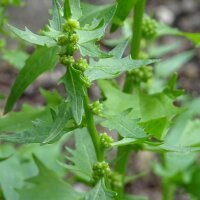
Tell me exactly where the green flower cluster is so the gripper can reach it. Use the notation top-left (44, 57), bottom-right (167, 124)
top-left (100, 132), bottom-right (113, 148)
top-left (57, 19), bottom-right (91, 88)
top-left (129, 66), bottom-right (153, 84)
top-left (142, 17), bottom-right (157, 40)
top-left (108, 171), bottom-right (123, 189)
top-left (92, 161), bottom-right (111, 182)
top-left (90, 101), bottom-right (103, 115)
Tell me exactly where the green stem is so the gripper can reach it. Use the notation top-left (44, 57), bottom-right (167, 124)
top-left (115, 1), bottom-right (146, 199)
top-left (83, 94), bottom-right (104, 162)
top-left (162, 180), bottom-right (175, 200)
top-left (123, 0), bottom-right (146, 93)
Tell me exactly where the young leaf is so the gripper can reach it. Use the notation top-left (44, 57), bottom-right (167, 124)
top-left (62, 128), bottom-right (97, 182)
top-left (62, 68), bottom-right (85, 125)
top-left (111, 0), bottom-right (138, 32)
top-left (4, 46), bottom-right (59, 113)
top-left (64, 0), bottom-right (82, 20)
top-left (50, 0), bottom-right (63, 31)
top-left (85, 179), bottom-right (116, 200)
top-left (8, 25), bottom-right (56, 46)
top-left (85, 57), bottom-right (158, 81)
top-left (102, 110), bottom-right (147, 139)
top-left (18, 155), bottom-right (83, 200)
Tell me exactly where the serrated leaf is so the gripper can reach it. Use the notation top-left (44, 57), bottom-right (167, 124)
top-left (78, 41), bottom-right (111, 58)
top-left (8, 25), bottom-right (56, 46)
top-left (50, 0), bottom-right (62, 31)
top-left (111, 0), bottom-right (138, 32)
top-left (2, 49), bottom-right (29, 69)
top-left (85, 179), bottom-right (116, 200)
top-left (102, 110), bottom-right (147, 139)
top-left (18, 155), bottom-right (83, 200)
top-left (62, 68), bottom-right (85, 125)
top-left (85, 57), bottom-right (158, 81)
top-left (62, 128), bottom-right (97, 182)
top-left (4, 46), bottom-right (59, 113)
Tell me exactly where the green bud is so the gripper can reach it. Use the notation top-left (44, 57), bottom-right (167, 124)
top-left (108, 171), bottom-right (123, 189)
top-left (100, 133), bottom-right (113, 148)
top-left (75, 58), bottom-right (88, 72)
top-left (90, 101), bottom-right (103, 115)
top-left (59, 55), bottom-right (74, 67)
top-left (57, 34), bottom-right (69, 46)
top-left (81, 76), bottom-right (92, 88)
top-left (92, 161), bottom-right (111, 182)
top-left (63, 19), bottom-right (80, 32)
top-left (69, 33), bottom-right (79, 44)
top-left (142, 17), bottom-right (157, 40)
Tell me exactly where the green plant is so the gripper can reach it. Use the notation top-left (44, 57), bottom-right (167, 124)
top-left (0, 0), bottom-right (200, 200)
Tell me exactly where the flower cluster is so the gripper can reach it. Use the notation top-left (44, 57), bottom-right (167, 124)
top-left (90, 101), bottom-right (103, 115)
top-left (100, 132), bottom-right (114, 148)
top-left (129, 66), bottom-right (153, 84)
top-left (92, 161), bottom-right (111, 182)
top-left (142, 17), bottom-right (157, 40)
top-left (108, 171), bottom-right (123, 189)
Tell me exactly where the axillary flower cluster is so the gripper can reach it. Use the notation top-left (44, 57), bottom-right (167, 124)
top-left (57, 18), bottom-right (91, 88)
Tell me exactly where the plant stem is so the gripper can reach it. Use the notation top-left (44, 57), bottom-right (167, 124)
top-left (123, 0), bottom-right (146, 93)
top-left (115, 0), bottom-right (146, 199)
top-left (83, 94), bottom-right (104, 162)
top-left (162, 180), bottom-right (175, 200)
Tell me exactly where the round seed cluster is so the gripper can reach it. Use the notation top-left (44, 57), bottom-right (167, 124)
top-left (142, 17), bottom-right (157, 40)
top-left (100, 133), bottom-right (114, 148)
top-left (90, 101), bottom-right (103, 115)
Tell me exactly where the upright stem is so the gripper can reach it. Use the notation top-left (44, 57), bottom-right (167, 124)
top-left (162, 180), bottom-right (175, 200)
top-left (83, 94), bottom-right (104, 162)
top-left (115, 0), bottom-right (146, 199)
top-left (123, 0), bottom-right (146, 93)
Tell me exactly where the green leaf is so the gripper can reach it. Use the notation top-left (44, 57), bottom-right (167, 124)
top-left (111, 0), bottom-right (138, 32)
top-left (85, 179), bottom-right (116, 200)
top-left (50, 0), bottom-right (62, 31)
top-left (2, 49), bottom-right (29, 69)
top-left (4, 46), bottom-right (59, 113)
top-left (0, 104), bottom-right (51, 133)
top-left (62, 68), bottom-right (85, 125)
top-left (78, 41), bottom-right (111, 58)
top-left (125, 194), bottom-right (148, 200)
top-left (62, 128), bottom-right (97, 182)
top-left (112, 138), bottom-right (143, 147)
top-left (1, 102), bottom-right (74, 144)
top-left (85, 57), bottom-right (158, 81)
top-left (109, 39), bottom-right (129, 58)
top-left (18, 155), bottom-right (83, 200)
top-left (64, 0), bottom-right (82, 20)
top-left (8, 25), bottom-right (56, 46)
top-left (102, 110), bottom-right (147, 139)
top-left (155, 50), bottom-right (194, 77)
top-left (80, 3), bottom-right (116, 27)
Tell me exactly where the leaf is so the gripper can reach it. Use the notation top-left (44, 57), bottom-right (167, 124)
top-left (111, 0), bottom-right (138, 32)
top-left (62, 128), bottom-right (97, 182)
top-left (85, 179), bottom-right (116, 200)
top-left (78, 41), bottom-right (111, 58)
top-left (64, 0), bottom-right (71, 20)
top-left (109, 39), bottom-right (129, 58)
top-left (155, 50), bottom-right (194, 77)
top-left (102, 110), bottom-right (147, 139)
top-left (77, 4), bottom-right (116, 43)
top-left (125, 194), bottom-right (148, 200)
top-left (4, 46), bottom-right (59, 113)
top-left (85, 57), bottom-right (158, 81)
top-left (65, 0), bottom-right (82, 20)
top-left (112, 138), bottom-right (143, 147)
top-left (62, 68), bottom-right (85, 125)
top-left (0, 104), bottom-right (51, 133)
top-left (50, 0), bottom-right (62, 31)
top-left (18, 155), bottom-right (83, 200)
top-left (1, 102), bottom-right (74, 144)
top-left (8, 25), bottom-right (56, 46)
top-left (80, 3), bottom-right (116, 27)
top-left (2, 49), bottom-right (29, 69)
